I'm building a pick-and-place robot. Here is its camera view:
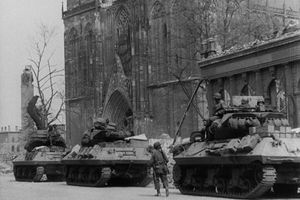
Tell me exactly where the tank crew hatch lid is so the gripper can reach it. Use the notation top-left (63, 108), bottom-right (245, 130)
top-left (125, 134), bottom-right (148, 141)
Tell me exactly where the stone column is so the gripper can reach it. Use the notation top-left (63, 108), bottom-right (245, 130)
top-left (21, 66), bottom-right (34, 136)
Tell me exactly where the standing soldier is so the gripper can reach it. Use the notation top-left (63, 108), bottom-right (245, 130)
top-left (150, 141), bottom-right (169, 197)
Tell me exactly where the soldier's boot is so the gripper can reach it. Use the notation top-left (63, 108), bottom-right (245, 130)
top-left (155, 189), bottom-right (161, 196)
top-left (166, 188), bottom-right (169, 197)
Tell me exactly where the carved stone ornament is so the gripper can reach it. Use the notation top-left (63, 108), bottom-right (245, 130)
top-left (21, 65), bottom-right (33, 86)
top-left (99, 0), bottom-right (117, 8)
top-left (151, 1), bottom-right (166, 19)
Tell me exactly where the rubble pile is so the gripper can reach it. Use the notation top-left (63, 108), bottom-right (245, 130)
top-left (0, 161), bottom-right (13, 174)
top-left (207, 20), bottom-right (300, 60)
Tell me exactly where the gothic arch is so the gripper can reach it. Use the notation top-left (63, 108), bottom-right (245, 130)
top-left (267, 79), bottom-right (287, 112)
top-left (84, 23), bottom-right (93, 35)
top-left (267, 79), bottom-right (277, 108)
top-left (115, 6), bottom-right (130, 30)
top-left (149, 1), bottom-right (168, 82)
top-left (219, 89), bottom-right (231, 106)
top-left (102, 90), bottom-right (132, 130)
top-left (241, 84), bottom-right (254, 96)
top-left (69, 27), bottom-right (78, 42)
top-left (171, 0), bottom-right (182, 13)
top-left (151, 1), bottom-right (166, 19)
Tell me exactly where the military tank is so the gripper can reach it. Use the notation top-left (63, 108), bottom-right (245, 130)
top-left (13, 129), bottom-right (67, 182)
top-left (62, 119), bottom-right (152, 187)
top-left (13, 96), bottom-right (67, 182)
top-left (172, 102), bottom-right (300, 198)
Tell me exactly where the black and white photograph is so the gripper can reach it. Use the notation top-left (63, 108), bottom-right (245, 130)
top-left (0, 0), bottom-right (300, 199)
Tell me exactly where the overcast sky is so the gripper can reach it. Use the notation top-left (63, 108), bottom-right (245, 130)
top-left (0, 0), bottom-right (66, 129)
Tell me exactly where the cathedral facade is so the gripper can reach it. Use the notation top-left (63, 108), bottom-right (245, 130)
top-left (63, 0), bottom-right (206, 145)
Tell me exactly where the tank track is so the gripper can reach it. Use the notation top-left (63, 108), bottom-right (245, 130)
top-left (174, 164), bottom-right (277, 199)
top-left (14, 165), bottom-right (64, 182)
top-left (14, 165), bottom-right (36, 181)
top-left (66, 165), bottom-right (152, 187)
top-left (66, 166), bottom-right (112, 187)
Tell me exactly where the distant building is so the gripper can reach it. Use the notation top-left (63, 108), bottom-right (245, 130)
top-left (199, 31), bottom-right (300, 128)
top-left (0, 126), bottom-right (22, 161)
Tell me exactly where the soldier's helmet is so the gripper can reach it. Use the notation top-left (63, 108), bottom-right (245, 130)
top-left (241, 99), bottom-right (249, 104)
top-left (153, 141), bottom-right (162, 150)
top-left (213, 92), bottom-right (222, 100)
top-left (257, 99), bottom-right (265, 105)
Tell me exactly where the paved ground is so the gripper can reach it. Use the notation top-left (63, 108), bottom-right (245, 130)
top-left (0, 174), bottom-right (297, 200)
top-left (0, 174), bottom-right (224, 200)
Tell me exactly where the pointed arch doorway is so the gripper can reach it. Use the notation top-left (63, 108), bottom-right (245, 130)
top-left (102, 90), bottom-right (133, 131)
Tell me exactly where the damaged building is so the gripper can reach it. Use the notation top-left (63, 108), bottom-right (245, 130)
top-left (63, 0), bottom-right (207, 146)
top-left (63, 0), bottom-right (300, 146)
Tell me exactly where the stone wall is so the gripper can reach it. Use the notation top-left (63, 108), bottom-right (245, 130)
top-left (63, 0), bottom-right (207, 146)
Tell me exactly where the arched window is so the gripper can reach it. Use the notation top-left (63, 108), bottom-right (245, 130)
top-left (267, 79), bottom-right (287, 112)
top-left (220, 89), bottom-right (231, 106)
top-left (12, 137), bottom-right (15, 143)
top-left (83, 23), bottom-right (95, 95)
top-left (150, 1), bottom-right (167, 82)
top-left (11, 146), bottom-right (14, 152)
top-left (115, 6), bottom-right (131, 77)
top-left (17, 146), bottom-right (20, 152)
top-left (69, 28), bottom-right (79, 98)
top-left (241, 84), bottom-right (254, 96)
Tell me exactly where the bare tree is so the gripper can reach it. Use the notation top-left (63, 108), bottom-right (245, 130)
top-left (169, 0), bottom-right (283, 62)
top-left (28, 24), bottom-right (64, 127)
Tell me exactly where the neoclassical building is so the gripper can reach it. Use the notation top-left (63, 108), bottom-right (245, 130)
top-left (63, 0), bottom-right (206, 145)
top-left (199, 31), bottom-right (300, 128)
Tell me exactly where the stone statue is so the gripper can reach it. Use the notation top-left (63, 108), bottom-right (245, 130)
top-left (21, 66), bottom-right (34, 132)
top-left (21, 65), bottom-right (33, 86)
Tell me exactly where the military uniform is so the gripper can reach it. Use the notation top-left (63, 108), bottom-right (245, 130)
top-left (150, 142), bottom-right (169, 197)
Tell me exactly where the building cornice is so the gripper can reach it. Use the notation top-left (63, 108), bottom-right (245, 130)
top-left (199, 32), bottom-right (300, 80)
top-left (63, 2), bottom-right (97, 20)
top-left (147, 77), bottom-right (202, 89)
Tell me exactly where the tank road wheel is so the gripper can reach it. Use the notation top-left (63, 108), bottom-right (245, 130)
top-left (67, 167), bottom-right (78, 184)
top-left (214, 177), bottom-right (227, 194)
top-left (254, 165), bottom-right (263, 184)
top-left (66, 167), bottom-right (73, 183)
top-left (88, 168), bottom-right (97, 184)
top-left (78, 167), bottom-right (89, 183)
top-left (28, 167), bottom-right (36, 180)
top-left (273, 184), bottom-right (299, 196)
top-left (94, 167), bottom-right (111, 187)
top-left (240, 178), bottom-right (253, 193)
top-left (173, 164), bottom-right (183, 188)
top-left (23, 167), bottom-right (30, 179)
top-left (93, 168), bottom-right (102, 185)
top-left (135, 167), bottom-right (152, 187)
top-left (15, 166), bottom-right (22, 180)
top-left (82, 167), bottom-right (89, 184)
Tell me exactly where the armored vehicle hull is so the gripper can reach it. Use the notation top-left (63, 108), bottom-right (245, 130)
top-left (13, 146), bottom-right (66, 182)
top-left (173, 111), bottom-right (300, 199)
top-left (62, 138), bottom-right (152, 187)
top-left (13, 130), bottom-right (66, 182)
